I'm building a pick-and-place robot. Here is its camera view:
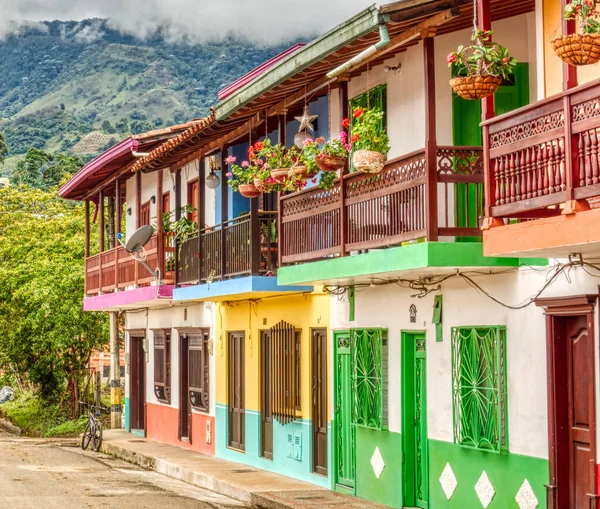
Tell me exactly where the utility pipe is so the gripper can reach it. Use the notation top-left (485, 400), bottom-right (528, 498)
top-left (326, 18), bottom-right (390, 79)
top-left (132, 151), bottom-right (151, 158)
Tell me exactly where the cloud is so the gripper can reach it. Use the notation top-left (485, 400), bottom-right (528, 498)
top-left (0, 0), bottom-right (376, 45)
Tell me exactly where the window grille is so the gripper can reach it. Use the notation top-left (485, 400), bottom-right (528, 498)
top-left (271, 321), bottom-right (301, 425)
top-left (451, 326), bottom-right (507, 452)
top-left (351, 328), bottom-right (388, 430)
top-left (188, 330), bottom-right (210, 412)
top-left (152, 329), bottom-right (171, 404)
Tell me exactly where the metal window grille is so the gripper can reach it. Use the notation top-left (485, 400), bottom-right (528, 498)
top-left (188, 330), bottom-right (210, 412)
top-left (271, 321), bottom-right (300, 425)
top-left (451, 326), bottom-right (507, 452)
top-left (152, 329), bottom-right (171, 403)
top-left (351, 328), bottom-right (388, 430)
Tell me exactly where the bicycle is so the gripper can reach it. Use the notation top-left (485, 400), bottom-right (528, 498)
top-left (79, 401), bottom-right (107, 452)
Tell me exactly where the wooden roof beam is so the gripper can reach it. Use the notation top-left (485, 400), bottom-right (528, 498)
top-left (385, 0), bottom-right (466, 22)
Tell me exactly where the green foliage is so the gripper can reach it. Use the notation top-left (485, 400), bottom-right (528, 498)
top-left (0, 186), bottom-right (108, 398)
top-left (101, 120), bottom-right (116, 134)
top-left (565, 0), bottom-right (600, 34)
top-left (350, 107), bottom-right (390, 154)
top-left (0, 132), bottom-right (8, 164)
top-left (11, 148), bottom-right (83, 190)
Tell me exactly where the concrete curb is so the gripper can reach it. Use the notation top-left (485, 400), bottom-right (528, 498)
top-left (0, 418), bottom-right (21, 436)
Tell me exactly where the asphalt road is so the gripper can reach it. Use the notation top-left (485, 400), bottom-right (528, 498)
top-left (0, 429), bottom-right (249, 509)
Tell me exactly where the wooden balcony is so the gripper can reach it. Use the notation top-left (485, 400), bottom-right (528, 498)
top-left (279, 146), bottom-right (484, 264)
top-left (177, 211), bottom-right (278, 286)
top-left (85, 234), bottom-right (175, 296)
top-left (483, 79), bottom-right (600, 220)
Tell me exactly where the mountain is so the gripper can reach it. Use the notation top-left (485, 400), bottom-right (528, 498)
top-left (0, 19), bottom-right (293, 172)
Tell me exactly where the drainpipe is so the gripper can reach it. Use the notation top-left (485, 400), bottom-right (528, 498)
top-left (326, 16), bottom-right (390, 79)
top-left (132, 151), bottom-right (151, 158)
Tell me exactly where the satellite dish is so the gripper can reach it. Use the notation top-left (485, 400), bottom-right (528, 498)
top-left (125, 225), bottom-right (154, 254)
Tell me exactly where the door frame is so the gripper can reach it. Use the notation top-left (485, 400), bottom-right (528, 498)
top-left (333, 329), bottom-right (355, 492)
top-left (536, 295), bottom-right (598, 509)
top-left (128, 330), bottom-right (147, 435)
top-left (311, 328), bottom-right (328, 477)
top-left (260, 330), bottom-right (273, 460)
top-left (228, 330), bottom-right (245, 452)
top-left (401, 330), bottom-right (429, 508)
top-left (178, 333), bottom-right (191, 441)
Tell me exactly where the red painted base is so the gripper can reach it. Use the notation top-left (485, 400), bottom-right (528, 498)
top-left (146, 402), bottom-right (215, 456)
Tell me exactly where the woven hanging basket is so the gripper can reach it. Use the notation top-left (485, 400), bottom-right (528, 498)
top-left (551, 33), bottom-right (600, 66)
top-left (253, 177), bottom-right (267, 192)
top-left (239, 183), bottom-right (261, 199)
top-left (353, 150), bottom-right (386, 173)
top-left (450, 75), bottom-right (503, 100)
top-left (270, 168), bottom-right (289, 183)
top-left (290, 163), bottom-right (316, 178)
top-left (315, 154), bottom-right (347, 173)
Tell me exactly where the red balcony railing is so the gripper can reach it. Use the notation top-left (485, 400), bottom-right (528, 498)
top-left (483, 78), bottom-right (600, 219)
top-left (279, 146), bottom-right (484, 264)
top-left (84, 233), bottom-right (175, 296)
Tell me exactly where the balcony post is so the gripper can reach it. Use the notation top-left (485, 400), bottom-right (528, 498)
top-left (562, 0), bottom-right (578, 91)
top-left (250, 197), bottom-right (261, 276)
top-left (99, 190), bottom-right (104, 291)
top-left (135, 169), bottom-right (142, 229)
top-left (339, 79), bottom-right (349, 255)
top-left (423, 36), bottom-right (438, 241)
top-left (84, 199), bottom-right (90, 295)
top-left (174, 168), bottom-right (181, 284)
top-left (221, 146), bottom-right (229, 279)
top-left (115, 177), bottom-right (121, 289)
top-left (198, 156), bottom-right (205, 283)
top-left (277, 115), bottom-right (285, 268)
top-left (156, 169), bottom-right (164, 282)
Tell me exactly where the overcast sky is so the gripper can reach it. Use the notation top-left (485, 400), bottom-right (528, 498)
top-left (0, 0), bottom-right (377, 44)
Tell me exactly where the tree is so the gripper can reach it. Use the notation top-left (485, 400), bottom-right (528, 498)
top-left (0, 186), bottom-right (108, 399)
top-left (115, 118), bottom-right (129, 135)
top-left (130, 120), bottom-right (153, 135)
top-left (101, 120), bottom-right (116, 134)
top-left (12, 148), bottom-right (83, 190)
top-left (0, 133), bottom-right (8, 164)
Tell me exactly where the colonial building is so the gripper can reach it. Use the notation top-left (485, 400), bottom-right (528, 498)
top-left (61, 0), bottom-right (600, 508)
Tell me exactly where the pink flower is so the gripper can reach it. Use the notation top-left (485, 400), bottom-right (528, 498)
top-left (345, 144), bottom-right (353, 152)
top-left (226, 172), bottom-right (232, 177)
top-left (303, 137), bottom-right (314, 145)
top-left (224, 155), bottom-right (236, 164)
top-left (268, 177), bottom-right (277, 184)
top-left (241, 161), bottom-right (250, 168)
top-left (311, 178), bottom-right (317, 184)
top-left (339, 131), bottom-right (348, 142)
top-left (447, 53), bottom-right (457, 64)
top-left (315, 137), bottom-right (325, 144)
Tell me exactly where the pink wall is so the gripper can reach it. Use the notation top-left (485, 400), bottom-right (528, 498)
top-left (146, 402), bottom-right (215, 456)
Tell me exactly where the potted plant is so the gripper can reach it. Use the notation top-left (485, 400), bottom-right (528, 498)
top-left (350, 107), bottom-right (390, 173)
top-left (447, 29), bottom-right (517, 100)
top-left (552, 0), bottom-right (600, 65)
top-left (304, 133), bottom-right (351, 173)
top-left (225, 155), bottom-right (261, 198)
top-left (254, 139), bottom-right (305, 183)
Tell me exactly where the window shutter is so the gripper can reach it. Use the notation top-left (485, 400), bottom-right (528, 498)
top-left (270, 321), bottom-right (299, 425)
top-left (153, 329), bottom-right (170, 403)
top-left (188, 330), bottom-right (210, 412)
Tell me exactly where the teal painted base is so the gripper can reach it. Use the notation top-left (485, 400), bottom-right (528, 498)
top-left (124, 397), bottom-right (130, 432)
top-left (429, 440), bottom-right (549, 508)
top-left (216, 404), bottom-right (330, 488)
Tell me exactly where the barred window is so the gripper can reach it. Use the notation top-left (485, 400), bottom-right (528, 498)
top-left (188, 330), bottom-right (210, 412)
top-left (152, 329), bottom-right (171, 404)
top-left (351, 328), bottom-right (388, 430)
top-left (271, 321), bottom-right (301, 425)
top-left (452, 326), bottom-right (507, 452)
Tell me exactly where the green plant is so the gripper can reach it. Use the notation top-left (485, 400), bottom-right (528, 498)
top-left (254, 139), bottom-right (301, 169)
top-left (261, 220), bottom-right (277, 244)
top-left (565, 0), bottom-right (600, 34)
top-left (349, 108), bottom-right (390, 154)
top-left (447, 29), bottom-right (517, 80)
top-left (225, 152), bottom-right (262, 191)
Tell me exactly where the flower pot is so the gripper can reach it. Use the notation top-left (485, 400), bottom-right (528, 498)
top-left (239, 183), bottom-right (261, 198)
top-left (270, 168), bottom-right (290, 183)
top-left (449, 75), bottom-right (502, 100)
top-left (551, 33), bottom-right (600, 66)
top-left (253, 177), bottom-right (267, 192)
top-left (291, 164), bottom-right (316, 178)
top-left (352, 150), bottom-right (386, 173)
top-left (315, 154), bottom-right (347, 172)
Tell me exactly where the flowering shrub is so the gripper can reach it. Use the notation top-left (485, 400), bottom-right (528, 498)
top-left (225, 152), bottom-right (262, 191)
top-left (349, 108), bottom-right (390, 154)
top-left (564, 0), bottom-right (600, 34)
top-left (300, 131), bottom-right (353, 190)
top-left (447, 30), bottom-right (517, 80)
top-left (254, 139), bottom-right (301, 169)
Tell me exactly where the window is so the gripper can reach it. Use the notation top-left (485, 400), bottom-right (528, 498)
top-left (349, 85), bottom-right (387, 171)
top-left (351, 328), bottom-right (388, 430)
top-left (451, 326), bottom-right (507, 452)
top-left (270, 321), bottom-right (301, 425)
top-left (153, 329), bottom-right (171, 403)
top-left (188, 329), bottom-right (210, 412)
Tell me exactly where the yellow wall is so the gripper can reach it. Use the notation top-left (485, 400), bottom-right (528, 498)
top-left (544, 0), bottom-right (600, 97)
top-left (215, 292), bottom-right (330, 418)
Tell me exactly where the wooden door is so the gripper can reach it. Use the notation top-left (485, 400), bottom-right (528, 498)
top-left (228, 331), bottom-right (245, 451)
top-left (187, 179), bottom-right (199, 225)
top-left (129, 335), bottom-right (146, 431)
top-left (179, 334), bottom-right (191, 441)
top-left (140, 201), bottom-right (151, 227)
top-left (334, 332), bottom-right (355, 489)
top-left (402, 332), bottom-right (429, 508)
top-left (312, 328), bottom-right (328, 476)
top-left (162, 192), bottom-right (171, 220)
top-left (260, 331), bottom-right (273, 459)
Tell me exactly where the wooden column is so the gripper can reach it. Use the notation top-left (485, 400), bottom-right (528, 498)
top-left (277, 115), bottom-right (286, 269)
top-left (99, 190), bottom-right (104, 291)
top-left (423, 36), bottom-right (438, 241)
top-left (156, 169), bottom-right (164, 281)
top-left (250, 195), bottom-right (261, 276)
top-left (115, 177), bottom-right (122, 289)
top-left (562, 0), bottom-right (578, 91)
top-left (339, 80), bottom-right (350, 256)
top-left (174, 168), bottom-right (182, 283)
top-left (220, 147), bottom-right (229, 279)
top-left (135, 170), bottom-right (142, 229)
top-left (84, 199), bottom-right (90, 258)
top-left (477, 0), bottom-right (494, 122)
top-left (198, 157), bottom-right (206, 282)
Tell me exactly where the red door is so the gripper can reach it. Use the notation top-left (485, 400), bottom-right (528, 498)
top-left (140, 201), bottom-right (151, 226)
top-left (187, 179), bottom-right (199, 225)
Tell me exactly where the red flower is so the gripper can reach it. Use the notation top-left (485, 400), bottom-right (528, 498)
top-left (341, 118), bottom-right (350, 128)
top-left (353, 108), bottom-right (364, 119)
top-left (502, 57), bottom-right (509, 65)
top-left (254, 141), bottom-right (264, 151)
top-left (350, 134), bottom-right (359, 143)
top-left (447, 53), bottom-right (457, 64)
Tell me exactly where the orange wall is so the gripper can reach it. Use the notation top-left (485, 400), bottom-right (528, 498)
top-left (146, 403), bottom-right (215, 456)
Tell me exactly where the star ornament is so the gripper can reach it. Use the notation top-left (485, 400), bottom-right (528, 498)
top-left (295, 105), bottom-right (318, 132)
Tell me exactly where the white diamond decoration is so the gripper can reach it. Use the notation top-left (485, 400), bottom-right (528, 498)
top-left (370, 446), bottom-right (385, 479)
top-left (515, 479), bottom-right (539, 509)
top-left (475, 471), bottom-right (496, 508)
top-left (439, 463), bottom-right (458, 500)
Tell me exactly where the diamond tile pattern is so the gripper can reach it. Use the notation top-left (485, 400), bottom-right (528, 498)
top-left (475, 471), bottom-right (495, 508)
top-left (439, 463), bottom-right (458, 500)
top-left (515, 479), bottom-right (539, 509)
top-left (370, 447), bottom-right (385, 479)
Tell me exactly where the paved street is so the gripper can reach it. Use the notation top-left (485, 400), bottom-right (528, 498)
top-left (0, 429), bottom-right (249, 509)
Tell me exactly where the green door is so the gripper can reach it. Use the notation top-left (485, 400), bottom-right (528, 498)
top-left (402, 332), bottom-right (428, 508)
top-left (334, 331), bottom-right (355, 489)
top-left (452, 63), bottom-right (530, 238)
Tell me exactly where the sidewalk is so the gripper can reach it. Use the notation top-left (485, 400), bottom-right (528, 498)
top-left (102, 429), bottom-right (391, 509)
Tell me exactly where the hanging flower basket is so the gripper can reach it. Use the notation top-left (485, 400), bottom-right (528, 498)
top-left (239, 183), bottom-right (261, 198)
top-left (291, 163), bottom-right (316, 178)
top-left (253, 177), bottom-right (267, 192)
top-left (552, 33), bottom-right (600, 66)
top-left (353, 150), bottom-right (386, 173)
top-left (450, 75), bottom-right (503, 100)
top-left (270, 168), bottom-right (290, 183)
top-left (315, 154), bottom-right (346, 173)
